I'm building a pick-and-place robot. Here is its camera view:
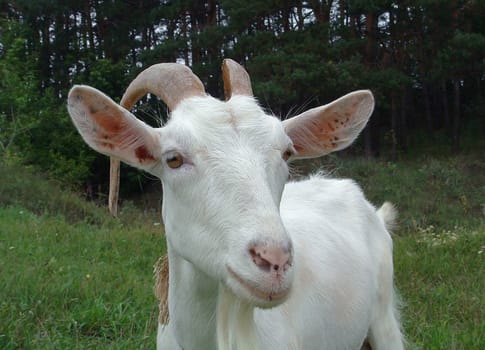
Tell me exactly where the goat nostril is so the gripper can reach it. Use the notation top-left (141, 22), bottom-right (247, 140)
top-left (249, 247), bottom-right (271, 272)
top-left (249, 245), bottom-right (291, 274)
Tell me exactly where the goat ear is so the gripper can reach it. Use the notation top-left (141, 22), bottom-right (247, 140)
top-left (67, 85), bottom-right (161, 169)
top-left (283, 90), bottom-right (374, 159)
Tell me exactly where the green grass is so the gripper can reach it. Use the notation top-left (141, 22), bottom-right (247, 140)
top-left (0, 162), bottom-right (164, 349)
top-left (395, 228), bottom-right (484, 349)
top-left (0, 206), bottom-right (164, 349)
top-left (0, 154), bottom-right (484, 349)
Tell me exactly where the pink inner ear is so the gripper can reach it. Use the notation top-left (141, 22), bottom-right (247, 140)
top-left (134, 145), bottom-right (156, 163)
top-left (90, 110), bottom-right (156, 163)
top-left (90, 110), bottom-right (125, 150)
top-left (287, 98), bottom-right (366, 158)
top-left (92, 110), bottom-right (123, 133)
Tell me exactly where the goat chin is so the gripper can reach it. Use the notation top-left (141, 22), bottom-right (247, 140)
top-left (217, 285), bottom-right (258, 350)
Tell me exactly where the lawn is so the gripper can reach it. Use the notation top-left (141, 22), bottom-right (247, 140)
top-left (0, 206), bottom-right (163, 349)
top-left (0, 154), bottom-right (483, 349)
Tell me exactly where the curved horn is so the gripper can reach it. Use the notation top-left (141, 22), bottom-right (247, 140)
top-left (222, 59), bottom-right (253, 100)
top-left (108, 63), bottom-right (205, 216)
top-left (120, 63), bottom-right (206, 110)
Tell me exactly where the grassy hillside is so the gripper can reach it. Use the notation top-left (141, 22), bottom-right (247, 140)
top-left (0, 154), bottom-right (484, 349)
top-left (0, 163), bottom-right (164, 349)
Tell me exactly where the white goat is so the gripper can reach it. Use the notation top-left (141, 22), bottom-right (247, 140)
top-left (67, 59), bottom-right (404, 350)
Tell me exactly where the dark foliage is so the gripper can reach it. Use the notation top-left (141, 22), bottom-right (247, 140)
top-left (0, 0), bottom-right (484, 194)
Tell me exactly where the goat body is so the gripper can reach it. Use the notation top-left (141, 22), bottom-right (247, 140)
top-left (157, 176), bottom-right (402, 350)
top-left (67, 60), bottom-right (404, 350)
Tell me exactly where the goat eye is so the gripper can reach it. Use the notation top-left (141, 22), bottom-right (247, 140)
top-left (282, 149), bottom-right (293, 161)
top-left (166, 153), bottom-right (184, 169)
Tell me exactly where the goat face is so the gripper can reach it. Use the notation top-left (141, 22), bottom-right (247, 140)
top-left (159, 95), bottom-right (295, 308)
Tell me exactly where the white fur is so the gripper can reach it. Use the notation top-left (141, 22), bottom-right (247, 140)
top-left (67, 86), bottom-right (404, 350)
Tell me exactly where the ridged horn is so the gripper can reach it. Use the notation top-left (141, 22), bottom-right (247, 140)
top-left (222, 59), bottom-right (253, 100)
top-left (120, 63), bottom-right (206, 110)
top-left (108, 63), bottom-right (205, 216)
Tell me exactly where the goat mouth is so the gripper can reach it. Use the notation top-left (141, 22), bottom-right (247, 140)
top-left (226, 265), bottom-right (290, 303)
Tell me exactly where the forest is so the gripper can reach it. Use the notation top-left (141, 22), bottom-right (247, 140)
top-left (1, 0), bottom-right (484, 192)
top-left (1, 2), bottom-right (484, 348)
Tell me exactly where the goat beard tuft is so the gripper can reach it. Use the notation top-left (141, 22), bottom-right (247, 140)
top-left (217, 284), bottom-right (258, 350)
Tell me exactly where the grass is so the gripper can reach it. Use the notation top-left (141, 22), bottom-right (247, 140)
top-left (395, 228), bottom-right (484, 349)
top-left (0, 162), bottom-right (164, 349)
top-left (0, 153), bottom-right (484, 349)
top-left (0, 206), bottom-right (164, 349)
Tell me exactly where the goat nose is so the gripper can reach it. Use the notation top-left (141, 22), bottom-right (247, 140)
top-left (249, 244), bottom-right (292, 273)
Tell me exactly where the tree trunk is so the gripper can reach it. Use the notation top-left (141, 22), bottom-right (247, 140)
top-left (84, 0), bottom-right (96, 53)
top-left (441, 80), bottom-right (451, 129)
top-left (364, 127), bottom-right (374, 159)
top-left (452, 80), bottom-right (460, 152)
top-left (190, 9), bottom-right (201, 66)
top-left (309, 0), bottom-right (328, 23)
top-left (297, 2), bottom-right (304, 30)
top-left (423, 82), bottom-right (434, 133)
top-left (39, 19), bottom-right (51, 89)
top-left (282, 3), bottom-right (290, 33)
top-left (338, 0), bottom-right (348, 28)
top-left (390, 91), bottom-right (399, 160)
top-left (365, 12), bottom-right (377, 67)
top-left (309, 0), bottom-right (330, 42)
top-left (364, 11), bottom-right (378, 157)
top-left (400, 88), bottom-right (409, 151)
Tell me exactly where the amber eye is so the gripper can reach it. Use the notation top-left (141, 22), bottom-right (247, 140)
top-left (166, 153), bottom-right (184, 169)
top-left (282, 149), bottom-right (293, 161)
